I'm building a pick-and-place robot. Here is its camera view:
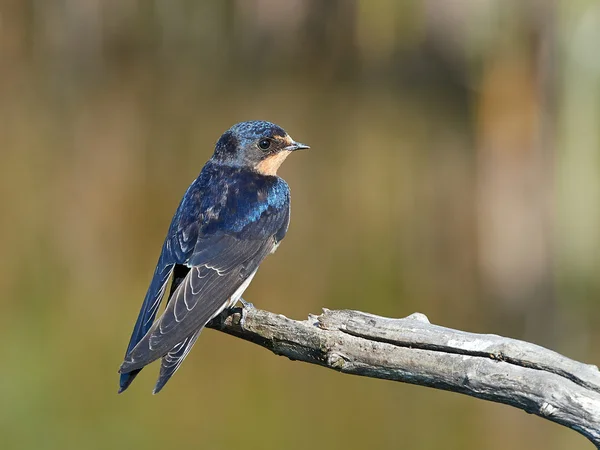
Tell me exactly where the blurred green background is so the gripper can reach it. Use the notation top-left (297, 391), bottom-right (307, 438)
top-left (1, 1), bottom-right (599, 449)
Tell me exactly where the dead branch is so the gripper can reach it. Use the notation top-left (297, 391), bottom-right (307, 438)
top-left (207, 307), bottom-right (600, 447)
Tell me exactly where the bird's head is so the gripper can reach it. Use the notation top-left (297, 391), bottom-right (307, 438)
top-left (212, 121), bottom-right (309, 176)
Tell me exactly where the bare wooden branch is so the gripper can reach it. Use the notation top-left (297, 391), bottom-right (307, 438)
top-left (207, 307), bottom-right (600, 447)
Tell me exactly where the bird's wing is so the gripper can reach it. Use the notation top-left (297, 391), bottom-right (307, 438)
top-left (120, 189), bottom-right (290, 374)
top-left (120, 233), bottom-right (275, 373)
top-left (119, 213), bottom-right (199, 392)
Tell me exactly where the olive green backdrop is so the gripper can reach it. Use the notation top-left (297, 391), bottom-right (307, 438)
top-left (1, 1), bottom-right (599, 449)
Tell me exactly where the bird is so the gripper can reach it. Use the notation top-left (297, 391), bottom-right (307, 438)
top-left (118, 120), bottom-right (309, 394)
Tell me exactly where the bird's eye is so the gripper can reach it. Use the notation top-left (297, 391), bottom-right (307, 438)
top-left (258, 139), bottom-right (271, 150)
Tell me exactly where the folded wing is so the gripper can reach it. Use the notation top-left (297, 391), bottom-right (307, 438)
top-left (119, 220), bottom-right (199, 392)
top-left (120, 234), bottom-right (275, 373)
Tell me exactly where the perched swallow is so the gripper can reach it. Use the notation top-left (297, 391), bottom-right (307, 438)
top-left (119, 120), bottom-right (308, 394)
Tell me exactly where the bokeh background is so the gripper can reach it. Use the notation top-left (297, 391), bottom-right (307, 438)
top-left (1, 1), bottom-right (599, 449)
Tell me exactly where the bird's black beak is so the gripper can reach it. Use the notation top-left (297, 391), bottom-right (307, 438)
top-left (285, 141), bottom-right (310, 151)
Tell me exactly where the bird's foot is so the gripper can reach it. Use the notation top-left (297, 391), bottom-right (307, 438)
top-left (238, 297), bottom-right (254, 329)
top-left (239, 297), bottom-right (255, 310)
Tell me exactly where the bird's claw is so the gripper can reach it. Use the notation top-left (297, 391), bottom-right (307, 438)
top-left (239, 298), bottom-right (255, 309)
top-left (238, 298), bottom-right (254, 328)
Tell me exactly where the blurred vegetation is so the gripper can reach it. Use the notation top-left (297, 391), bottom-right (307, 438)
top-left (0, 1), bottom-right (598, 449)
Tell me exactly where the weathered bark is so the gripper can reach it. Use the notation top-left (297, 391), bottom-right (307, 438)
top-left (207, 307), bottom-right (600, 447)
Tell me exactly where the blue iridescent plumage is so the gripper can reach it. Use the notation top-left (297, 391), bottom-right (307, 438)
top-left (119, 121), bottom-right (308, 393)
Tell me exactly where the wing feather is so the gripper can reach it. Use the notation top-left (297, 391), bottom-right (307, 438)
top-left (119, 250), bottom-right (174, 392)
top-left (153, 328), bottom-right (202, 394)
top-left (121, 235), bottom-right (274, 372)
top-left (119, 221), bottom-right (198, 392)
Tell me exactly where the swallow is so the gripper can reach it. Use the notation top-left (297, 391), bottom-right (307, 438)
top-left (118, 120), bottom-right (308, 394)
